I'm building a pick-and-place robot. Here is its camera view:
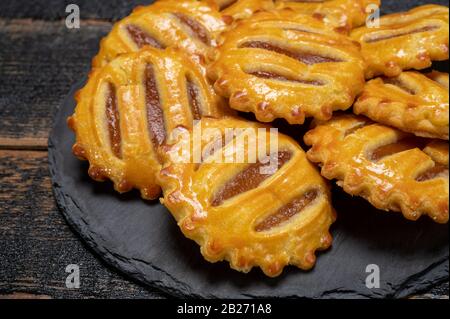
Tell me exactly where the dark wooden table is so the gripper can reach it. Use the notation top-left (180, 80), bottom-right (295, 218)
top-left (0, 0), bottom-right (448, 299)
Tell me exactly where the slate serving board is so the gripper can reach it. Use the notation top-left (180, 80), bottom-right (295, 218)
top-left (49, 1), bottom-right (449, 298)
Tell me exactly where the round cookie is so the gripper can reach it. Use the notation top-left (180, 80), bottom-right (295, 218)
top-left (350, 4), bottom-right (449, 79)
top-left (158, 116), bottom-right (336, 277)
top-left (92, 0), bottom-right (227, 68)
top-left (208, 10), bottom-right (366, 125)
top-left (354, 71), bottom-right (449, 140)
top-left (304, 114), bottom-right (449, 224)
top-left (68, 47), bottom-right (226, 200)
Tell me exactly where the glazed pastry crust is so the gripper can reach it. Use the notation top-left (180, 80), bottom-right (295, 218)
top-left (158, 117), bottom-right (336, 277)
top-left (427, 70), bottom-right (449, 89)
top-left (68, 47), bottom-right (225, 199)
top-left (206, 0), bottom-right (274, 21)
top-left (351, 4), bottom-right (449, 79)
top-left (276, 0), bottom-right (381, 34)
top-left (354, 71), bottom-right (449, 140)
top-left (208, 10), bottom-right (366, 125)
top-left (92, 0), bottom-right (226, 68)
top-left (304, 115), bottom-right (449, 223)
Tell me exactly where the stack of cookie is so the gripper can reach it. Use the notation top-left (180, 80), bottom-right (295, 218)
top-left (67, 0), bottom-right (449, 277)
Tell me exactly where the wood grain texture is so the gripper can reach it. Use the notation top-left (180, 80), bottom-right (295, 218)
top-left (0, 0), bottom-right (154, 21)
top-left (0, 19), bottom-right (111, 141)
top-left (0, 137), bottom-right (48, 150)
top-left (0, 293), bottom-right (52, 299)
top-left (0, 150), bottom-right (165, 298)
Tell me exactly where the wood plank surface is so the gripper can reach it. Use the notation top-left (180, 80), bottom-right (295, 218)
top-left (0, 19), bottom-right (111, 141)
top-left (0, 150), bottom-right (165, 298)
top-left (0, 0), bottom-right (154, 21)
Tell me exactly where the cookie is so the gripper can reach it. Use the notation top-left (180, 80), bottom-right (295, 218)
top-left (304, 115), bottom-right (449, 223)
top-left (208, 10), bottom-right (366, 124)
top-left (68, 47), bottom-right (226, 199)
top-left (158, 116), bottom-right (336, 276)
top-left (350, 4), bottom-right (449, 79)
top-left (354, 71), bottom-right (449, 140)
top-left (92, 0), bottom-right (226, 68)
top-left (207, 0), bottom-right (274, 21)
top-left (276, 0), bottom-right (381, 33)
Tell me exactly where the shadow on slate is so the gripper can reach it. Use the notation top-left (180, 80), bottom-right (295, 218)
top-left (48, 0), bottom-right (449, 299)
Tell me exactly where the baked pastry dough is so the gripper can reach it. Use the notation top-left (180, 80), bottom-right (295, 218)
top-left (304, 115), bottom-right (449, 223)
top-left (92, 0), bottom-right (226, 68)
top-left (208, 10), bottom-right (366, 125)
top-left (276, 0), bottom-right (381, 33)
top-left (68, 47), bottom-right (226, 199)
top-left (427, 70), bottom-right (449, 89)
top-left (350, 5), bottom-right (449, 79)
top-left (354, 71), bottom-right (449, 140)
top-left (158, 116), bottom-right (336, 277)
top-left (206, 0), bottom-right (274, 21)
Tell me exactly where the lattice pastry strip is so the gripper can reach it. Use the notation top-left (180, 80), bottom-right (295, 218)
top-left (354, 71), bottom-right (449, 140)
top-left (68, 47), bottom-right (226, 200)
top-left (206, 0), bottom-right (274, 22)
top-left (208, 11), bottom-right (366, 125)
top-left (304, 115), bottom-right (449, 223)
top-left (275, 0), bottom-right (381, 34)
top-left (158, 117), bottom-right (335, 277)
top-left (427, 70), bottom-right (449, 89)
top-left (92, 0), bottom-right (227, 68)
top-left (350, 5), bottom-right (449, 79)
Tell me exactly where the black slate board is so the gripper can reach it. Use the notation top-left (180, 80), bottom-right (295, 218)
top-left (49, 1), bottom-right (449, 298)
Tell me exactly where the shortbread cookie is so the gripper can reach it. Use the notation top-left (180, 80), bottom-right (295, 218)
top-left (158, 116), bottom-right (336, 277)
top-left (68, 47), bottom-right (226, 199)
top-left (92, 0), bottom-right (226, 68)
top-left (208, 10), bottom-right (366, 124)
top-left (354, 71), bottom-right (449, 140)
top-left (350, 5), bottom-right (449, 79)
top-left (304, 115), bottom-right (449, 223)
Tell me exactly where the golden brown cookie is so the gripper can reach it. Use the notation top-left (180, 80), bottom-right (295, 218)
top-left (354, 71), bottom-right (449, 140)
top-left (304, 115), bottom-right (449, 223)
top-left (427, 70), bottom-right (449, 89)
top-left (158, 116), bottom-right (336, 277)
top-left (208, 10), bottom-right (366, 125)
top-left (206, 0), bottom-right (274, 22)
top-left (276, 0), bottom-right (381, 33)
top-left (350, 4), bottom-right (449, 79)
top-left (68, 47), bottom-right (226, 200)
top-left (92, 0), bottom-right (227, 68)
